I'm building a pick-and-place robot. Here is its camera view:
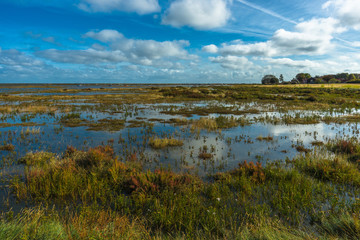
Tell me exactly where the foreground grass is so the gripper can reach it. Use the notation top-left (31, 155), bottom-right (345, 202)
top-left (3, 145), bottom-right (359, 239)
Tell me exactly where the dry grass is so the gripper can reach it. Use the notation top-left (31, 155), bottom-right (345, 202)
top-left (18, 106), bottom-right (57, 113)
top-left (191, 117), bottom-right (218, 131)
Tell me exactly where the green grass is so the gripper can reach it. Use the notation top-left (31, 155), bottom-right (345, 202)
top-left (6, 146), bottom-right (360, 239)
top-left (294, 152), bottom-right (360, 187)
top-left (0, 207), bottom-right (148, 240)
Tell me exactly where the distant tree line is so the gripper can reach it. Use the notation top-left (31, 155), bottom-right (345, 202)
top-left (261, 73), bottom-right (360, 85)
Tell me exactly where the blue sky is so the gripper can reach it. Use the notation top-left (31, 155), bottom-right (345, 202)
top-left (0, 0), bottom-right (359, 83)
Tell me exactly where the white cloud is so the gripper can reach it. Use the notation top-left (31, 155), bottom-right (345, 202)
top-left (162, 0), bottom-right (231, 30)
top-left (323, 0), bottom-right (360, 30)
top-left (0, 49), bottom-right (44, 67)
top-left (205, 17), bottom-right (343, 57)
top-left (350, 41), bottom-right (360, 47)
top-left (78, 0), bottom-right (160, 14)
top-left (84, 29), bottom-right (124, 42)
top-left (270, 17), bottom-right (343, 56)
top-left (219, 42), bottom-right (275, 57)
top-left (209, 56), bottom-right (254, 70)
top-left (295, 17), bottom-right (344, 35)
top-left (36, 30), bottom-right (196, 67)
top-left (202, 44), bottom-right (218, 53)
top-left (115, 39), bottom-right (192, 60)
top-left (0, 49), bottom-right (58, 80)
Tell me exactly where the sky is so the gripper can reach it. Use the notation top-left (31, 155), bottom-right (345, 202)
top-left (0, 0), bottom-right (360, 83)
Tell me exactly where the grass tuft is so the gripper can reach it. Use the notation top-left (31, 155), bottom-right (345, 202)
top-left (149, 137), bottom-right (183, 149)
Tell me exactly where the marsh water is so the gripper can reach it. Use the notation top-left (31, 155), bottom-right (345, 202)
top-left (1, 84), bottom-right (360, 176)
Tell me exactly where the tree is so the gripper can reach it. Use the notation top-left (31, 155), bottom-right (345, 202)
top-left (296, 73), bottom-right (311, 83)
top-left (314, 78), bottom-right (324, 84)
top-left (349, 74), bottom-right (357, 81)
top-left (279, 74), bottom-right (284, 83)
top-left (335, 73), bottom-right (349, 80)
top-left (329, 78), bottom-right (340, 83)
top-left (261, 75), bottom-right (279, 85)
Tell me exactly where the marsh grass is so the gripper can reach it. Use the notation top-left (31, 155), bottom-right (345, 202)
top-left (311, 141), bottom-right (324, 146)
top-left (328, 138), bottom-right (360, 155)
top-left (317, 212), bottom-right (360, 240)
top-left (0, 144), bottom-right (15, 152)
top-left (198, 152), bottom-right (213, 159)
top-left (21, 127), bottom-right (41, 135)
top-left (327, 138), bottom-right (360, 168)
top-left (160, 105), bottom-right (260, 117)
top-left (18, 151), bottom-right (56, 167)
top-left (0, 207), bottom-right (148, 240)
top-left (255, 113), bottom-right (322, 125)
top-left (295, 145), bottom-right (311, 153)
top-left (4, 146), bottom-right (360, 239)
top-left (294, 152), bottom-right (360, 187)
top-left (59, 113), bottom-right (87, 127)
top-left (149, 137), bottom-right (183, 149)
top-left (86, 118), bottom-right (125, 131)
top-left (256, 135), bottom-right (274, 142)
top-left (0, 122), bottom-right (44, 128)
top-left (191, 116), bottom-right (248, 132)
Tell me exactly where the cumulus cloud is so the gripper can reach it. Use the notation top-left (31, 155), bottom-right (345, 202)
top-left (36, 30), bottom-right (196, 67)
top-left (78, 0), bottom-right (160, 14)
top-left (84, 30), bottom-right (194, 62)
top-left (209, 56), bottom-right (254, 70)
top-left (202, 44), bottom-right (219, 53)
top-left (219, 42), bottom-right (275, 57)
top-left (0, 49), bottom-right (44, 67)
top-left (0, 49), bottom-right (57, 80)
top-left (270, 18), bottom-right (343, 56)
top-left (0, 48), bottom-right (190, 83)
top-left (204, 17), bottom-right (344, 57)
top-left (323, 0), bottom-right (360, 30)
top-left (162, 0), bottom-right (231, 30)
